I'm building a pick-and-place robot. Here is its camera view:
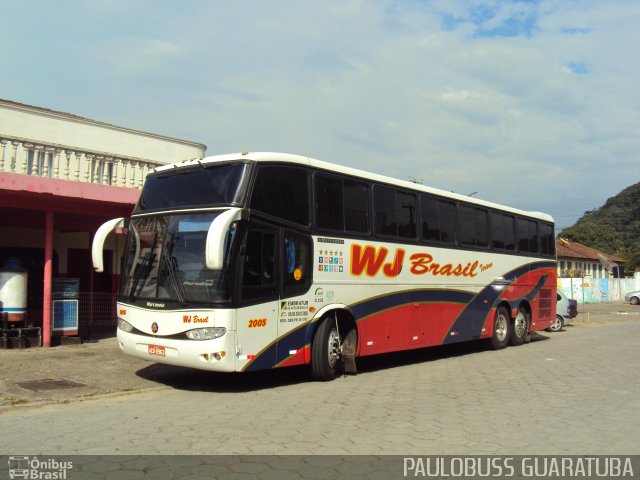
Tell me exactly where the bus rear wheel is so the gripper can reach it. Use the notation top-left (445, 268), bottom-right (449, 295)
top-left (491, 306), bottom-right (510, 350)
top-left (310, 317), bottom-right (341, 381)
top-left (509, 306), bottom-right (530, 346)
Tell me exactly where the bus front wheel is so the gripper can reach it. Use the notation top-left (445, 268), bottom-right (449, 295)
top-left (491, 306), bottom-right (510, 350)
top-left (310, 317), bottom-right (341, 381)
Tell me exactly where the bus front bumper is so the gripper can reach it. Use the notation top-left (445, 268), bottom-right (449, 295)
top-left (117, 329), bottom-right (238, 372)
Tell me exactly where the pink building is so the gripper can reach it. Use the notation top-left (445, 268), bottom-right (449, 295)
top-left (0, 99), bottom-right (205, 346)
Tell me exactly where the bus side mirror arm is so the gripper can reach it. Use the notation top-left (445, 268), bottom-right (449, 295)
top-left (206, 208), bottom-right (242, 270)
top-left (92, 218), bottom-right (125, 272)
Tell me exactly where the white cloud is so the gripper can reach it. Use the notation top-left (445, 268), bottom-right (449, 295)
top-left (1, 0), bottom-right (638, 228)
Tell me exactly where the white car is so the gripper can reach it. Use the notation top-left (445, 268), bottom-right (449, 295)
top-left (548, 290), bottom-right (578, 332)
top-left (624, 290), bottom-right (640, 305)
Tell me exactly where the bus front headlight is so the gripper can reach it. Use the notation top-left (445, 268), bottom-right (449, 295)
top-left (118, 318), bottom-right (134, 333)
top-left (185, 327), bottom-right (226, 341)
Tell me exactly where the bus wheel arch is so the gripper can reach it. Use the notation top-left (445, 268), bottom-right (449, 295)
top-left (510, 302), bottom-right (531, 346)
top-left (309, 309), bottom-right (358, 381)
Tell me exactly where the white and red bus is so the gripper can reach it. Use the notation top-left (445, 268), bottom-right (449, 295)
top-left (92, 152), bottom-right (557, 381)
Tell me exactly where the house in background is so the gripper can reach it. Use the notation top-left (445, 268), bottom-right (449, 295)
top-left (0, 98), bottom-right (206, 346)
top-left (556, 238), bottom-right (625, 279)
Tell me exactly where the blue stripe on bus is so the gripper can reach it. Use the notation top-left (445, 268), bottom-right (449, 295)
top-left (246, 260), bottom-right (557, 370)
top-left (244, 324), bottom-right (308, 372)
top-left (349, 289), bottom-right (474, 322)
top-left (443, 261), bottom-right (556, 344)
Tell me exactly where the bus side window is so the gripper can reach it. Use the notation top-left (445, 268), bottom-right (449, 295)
top-left (458, 204), bottom-right (489, 248)
top-left (250, 166), bottom-right (309, 226)
top-left (490, 212), bottom-right (515, 251)
top-left (242, 229), bottom-right (277, 301)
top-left (374, 185), bottom-right (396, 237)
top-left (344, 179), bottom-right (369, 233)
top-left (397, 191), bottom-right (417, 239)
top-left (540, 222), bottom-right (555, 257)
top-left (315, 174), bottom-right (344, 231)
top-left (517, 218), bottom-right (538, 254)
top-left (283, 231), bottom-right (312, 296)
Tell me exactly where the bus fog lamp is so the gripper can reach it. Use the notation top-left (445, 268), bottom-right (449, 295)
top-left (118, 318), bottom-right (134, 333)
top-left (186, 327), bottom-right (226, 340)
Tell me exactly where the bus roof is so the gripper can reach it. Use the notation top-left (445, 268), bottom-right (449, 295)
top-left (154, 152), bottom-right (554, 223)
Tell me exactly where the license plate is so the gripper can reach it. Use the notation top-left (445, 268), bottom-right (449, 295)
top-left (148, 345), bottom-right (166, 356)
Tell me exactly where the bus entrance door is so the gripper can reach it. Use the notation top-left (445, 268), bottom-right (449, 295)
top-left (237, 227), bottom-right (279, 371)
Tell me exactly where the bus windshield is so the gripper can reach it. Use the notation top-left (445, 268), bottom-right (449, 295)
top-left (119, 212), bottom-right (236, 304)
top-left (135, 162), bottom-right (252, 212)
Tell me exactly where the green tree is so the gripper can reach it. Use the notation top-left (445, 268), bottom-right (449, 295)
top-left (559, 182), bottom-right (640, 272)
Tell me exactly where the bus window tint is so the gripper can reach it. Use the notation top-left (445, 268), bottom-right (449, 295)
top-left (540, 222), bottom-right (555, 256)
top-left (517, 218), bottom-right (538, 253)
top-left (374, 185), bottom-right (396, 236)
top-left (315, 175), bottom-right (344, 231)
top-left (490, 212), bottom-right (515, 251)
top-left (283, 231), bottom-right (312, 295)
top-left (421, 196), bottom-right (456, 244)
top-left (242, 229), bottom-right (277, 302)
top-left (250, 166), bottom-right (309, 226)
top-left (344, 180), bottom-right (369, 233)
top-left (439, 201), bottom-right (456, 243)
top-left (136, 163), bottom-right (250, 212)
top-left (397, 192), bottom-right (417, 239)
top-left (459, 205), bottom-right (488, 248)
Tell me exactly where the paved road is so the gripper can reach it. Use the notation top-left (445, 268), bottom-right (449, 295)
top-left (1, 306), bottom-right (639, 456)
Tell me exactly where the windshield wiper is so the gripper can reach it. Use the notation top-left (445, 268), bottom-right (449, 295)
top-left (163, 247), bottom-right (188, 305)
top-left (129, 234), bottom-right (158, 302)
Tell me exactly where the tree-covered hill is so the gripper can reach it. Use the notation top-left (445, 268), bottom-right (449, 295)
top-left (559, 182), bottom-right (640, 271)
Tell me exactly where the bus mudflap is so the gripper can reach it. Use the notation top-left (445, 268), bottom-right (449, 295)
top-left (341, 328), bottom-right (358, 375)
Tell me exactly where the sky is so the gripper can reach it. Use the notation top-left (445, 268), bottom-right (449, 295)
top-left (1, 0), bottom-right (639, 231)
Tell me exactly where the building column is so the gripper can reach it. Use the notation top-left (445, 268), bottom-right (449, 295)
top-left (43, 211), bottom-right (54, 347)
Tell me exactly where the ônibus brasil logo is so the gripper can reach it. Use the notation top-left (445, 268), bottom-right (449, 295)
top-left (8, 456), bottom-right (73, 479)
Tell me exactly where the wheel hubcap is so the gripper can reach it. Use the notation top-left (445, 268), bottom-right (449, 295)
top-left (514, 311), bottom-right (527, 337)
top-left (327, 328), bottom-right (340, 368)
top-left (495, 314), bottom-right (508, 341)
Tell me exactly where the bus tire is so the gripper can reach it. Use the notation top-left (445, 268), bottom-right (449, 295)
top-left (310, 317), bottom-right (340, 381)
top-left (491, 306), bottom-right (510, 350)
top-left (509, 306), bottom-right (530, 346)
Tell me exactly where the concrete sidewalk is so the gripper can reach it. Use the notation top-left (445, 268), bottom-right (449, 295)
top-left (1, 301), bottom-right (637, 409)
top-left (0, 335), bottom-right (169, 408)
